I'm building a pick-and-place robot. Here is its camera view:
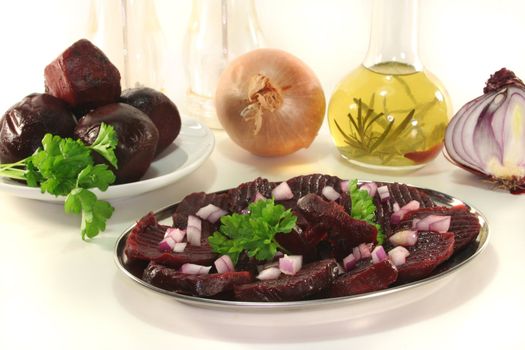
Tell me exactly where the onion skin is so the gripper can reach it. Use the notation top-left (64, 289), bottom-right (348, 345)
top-left (215, 49), bottom-right (326, 157)
top-left (444, 68), bottom-right (525, 194)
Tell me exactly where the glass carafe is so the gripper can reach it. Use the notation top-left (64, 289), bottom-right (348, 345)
top-left (328, 0), bottom-right (451, 171)
top-left (183, 0), bottom-right (265, 129)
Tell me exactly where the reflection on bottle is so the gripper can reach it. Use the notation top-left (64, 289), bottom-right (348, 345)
top-left (183, 0), bottom-right (265, 129)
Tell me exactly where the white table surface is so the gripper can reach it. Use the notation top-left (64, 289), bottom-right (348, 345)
top-left (0, 123), bottom-right (523, 349)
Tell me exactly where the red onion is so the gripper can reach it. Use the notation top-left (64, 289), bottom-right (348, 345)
top-left (390, 200), bottom-right (421, 224)
top-left (343, 253), bottom-right (358, 271)
top-left (214, 255), bottom-right (235, 274)
top-left (165, 227), bottom-right (186, 243)
top-left (279, 254), bottom-right (303, 275)
top-left (428, 216), bottom-right (451, 233)
top-left (392, 202), bottom-right (400, 213)
top-left (389, 230), bottom-right (418, 246)
top-left (256, 267), bottom-right (281, 280)
top-left (322, 186), bottom-right (341, 201)
top-left (254, 191), bottom-right (266, 202)
top-left (444, 68), bottom-right (525, 194)
top-left (352, 246), bottom-right (361, 260)
top-left (173, 243), bottom-right (187, 253)
top-left (377, 185), bottom-right (390, 202)
top-left (359, 182), bottom-right (378, 197)
top-left (359, 243), bottom-right (372, 259)
top-left (158, 236), bottom-right (176, 251)
top-left (388, 246), bottom-right (410, 266)
top-left (272, 181), bottom-right (294, 201)
top-left (180, 263), bottom-right (211, 275)
top-left (186, 215), bottom-right (202, 246)
top-left (371, 245), bottom-right (388, 264)
top-left (340, 180), bottom-right (349, 193)
top-left (196, 204), bottom-right (228, 224)
top-left (414, 215), bottom-right (451, 233)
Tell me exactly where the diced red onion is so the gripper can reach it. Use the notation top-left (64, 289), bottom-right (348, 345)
top-left (322, 186), bottom-right (341, 201)
top-left (180, 263), bottom-right (211, 275)
top-left (272, 181), bottom-right (294, 200)
top-left (340, 180), bottom-right (349, 193)
top-left (241, 208), bottom-right (250, 215)
top-left (165, 227), bottom-right (186, 243)
top-left (196, 204), bottom-right (220, 220)
top-left (254, 191), bottom-right (266, 202)
top-left (392, 202), bottom-right (400, 212)
top-left (186, 215), bottom-right (202, 246)
top-left (388, 246), bottom-right (410, 266)
top-left (359, 182), bottom-right (378, 197)
top-left (173, 242), bottom-right (187, 253)
top-left (389, 230), bottom-right (418, 247)
top-left (428, 216), bottom-right (451, 233)
top-left (208, 208), bottom-right (228, 224)
top-left (371, 245), bottom-right (388, 264)
top-left (358, 243), bottom-right (372, 258)
top-left (414, 215), bottom-right (451, 232)
top-left (196, 204), bottom-right (228, 224)
top-left (158, 236), bottom-right (176, 251)
top-left (377, 185), bottom-right (390, 202)
top-left (390, 201), bottom-right (420, 224)
top-left (412, 218), bottom-right (421, 229)
top-left (187, 215), bottom-right (202, 231)
top-left (279, 254), bottom-right (303, 275)
top-left (352, 246), bottom-right (361, 260)
top-left (214, 255), bottom-right (235, 274)
top-left (256, 267), bottom-right (281, 280)
top-left (343, 253), bottom-right (358, 271)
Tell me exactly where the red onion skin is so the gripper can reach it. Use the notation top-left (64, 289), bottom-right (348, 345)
top-left (444, 68), bottom-right (525, 194)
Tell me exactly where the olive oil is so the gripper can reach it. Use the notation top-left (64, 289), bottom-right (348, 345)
top-left (328, 62), bottom-right (451, 170)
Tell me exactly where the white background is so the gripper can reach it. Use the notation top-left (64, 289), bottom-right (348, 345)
top-left (0, 0), bottom-right (524, 116)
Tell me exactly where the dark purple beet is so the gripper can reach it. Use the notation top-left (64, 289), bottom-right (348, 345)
top-left (124, 213), bottom-right (218, 268)
top-left (143, 261), bottom-right (253, 297)
top-left (399, 205), bottom-right (481, 252)
top-left (234, 259), bottom-right (339, 302)
top-left (396, 231), bottom-right (455, 283)
top-left (374, 182), bottom-right (435, 238)
top-left (297, 193), bottom-right (377, 259)
top-left (74, 103), bottom-right (159, 184)
top-left (120, 87), bottom-right (181, 155)
top-left (0, 93), bottom-right (76, 163)
top-left (44, 39), bottom-right (121, 113)
top-left (329, 260), bottom-right (398, 297)
top-left (227, 177), bottom-right (276, 212)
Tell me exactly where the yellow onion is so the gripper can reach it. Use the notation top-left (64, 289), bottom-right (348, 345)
top-left (215, 49), bottom-right (325, 157)
top-left (444, 68), bottom-right (525, 194)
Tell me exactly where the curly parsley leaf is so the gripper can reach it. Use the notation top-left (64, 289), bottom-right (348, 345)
top-left (208, 199), bottom-right (297, 264)
top-left (88, 122), bottom-right (118, 168)
top-left (65, 188), bottom-right (114, 240)
top-left (0, 123), bottom-right (118, 239)
top-left (348, 179), bottom-right (384, 245)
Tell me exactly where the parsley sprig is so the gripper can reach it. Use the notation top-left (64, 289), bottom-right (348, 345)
top-left (348, 179), bottom-right (385, 245)
top-left (208, 199), bottom-right (297, 264)
top-left (0, 123), bottom-right (118, 239)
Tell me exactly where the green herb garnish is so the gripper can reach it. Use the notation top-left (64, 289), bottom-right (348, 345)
top-left (208, 199), bottom-right (297, 264)
top-left (348, 179), bottom-right (385, 245)
top-left (0, 123), bottom-right (118, 239)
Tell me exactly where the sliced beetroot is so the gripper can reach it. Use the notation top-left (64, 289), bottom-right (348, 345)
top-left (233, 259), bottom-right (339, 302)
top-left (227, 177), bottom-right (276, 212)
top-left (124, 213), bottom-right (218, 268)
top-left (44, 39), bottom-right (121, 113)
top-left (142, 261), bottom-right (252, 297)
top-left (396, 231), bottom-right (455, 283)
top-left (297, 193), bottom-right (377, 259)
top-left (374, 182), bottom-right (435, 238)
top-left (328, 260), bottom-right (398, 297)
top-left (284, 174), bottom-right (350, 212)
top-left (172, 192), bottom-right (231, 227)
top-left (400, 205), bottom-right (481, 252)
